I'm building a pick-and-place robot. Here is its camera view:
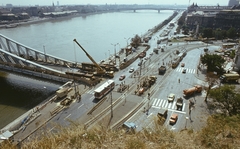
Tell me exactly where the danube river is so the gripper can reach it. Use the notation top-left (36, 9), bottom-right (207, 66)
top-left (0, 10), bottom-right (175, 129)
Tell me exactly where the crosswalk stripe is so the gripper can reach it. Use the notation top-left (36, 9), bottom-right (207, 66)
top-left (152, 98), bottom-right (157, 106)
top-left (156, 99), bottom-right (161, 106)
top-left (158, 100), bottom-right (163, 107)
top-left (168, 102), bottom-right (172, 108)
top-left (182, 103), bottom-right (185, 111)
top-left (172, 101), bottom-right (176, 109)
top-left (152, 98), bottom-right (185, 112)
top-left (162, 100), bottom-right (167, 107)
top-left (175, 67), bottom-right (196, 74)
top-left (192, 69), bottom-right (195, 74)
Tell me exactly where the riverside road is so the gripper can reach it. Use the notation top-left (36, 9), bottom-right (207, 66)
top-left (0, 9), bottom-right (176, 129)
top-left (1, 10), bottom-right (226, 146)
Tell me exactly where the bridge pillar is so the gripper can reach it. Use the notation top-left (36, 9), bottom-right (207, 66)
top-left (158, 10), bottom-right (160, 13)
top-left (134, 9), bottom-right (136, 12)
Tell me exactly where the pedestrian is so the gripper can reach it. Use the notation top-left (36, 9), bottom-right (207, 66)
top-left (178, 78), bottom-right (180, 83)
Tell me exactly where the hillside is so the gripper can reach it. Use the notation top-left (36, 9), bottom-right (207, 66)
top-left (1, 114), bottom-right (240, 149)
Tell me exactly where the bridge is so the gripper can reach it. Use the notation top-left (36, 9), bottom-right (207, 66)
top-left (111, 5), bottom-right (186, 13)
top-left (0, 34), bottom-right (101, 86)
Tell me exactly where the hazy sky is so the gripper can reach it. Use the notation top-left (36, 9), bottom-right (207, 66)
top-left (2, 0), bottom-right (229, 6)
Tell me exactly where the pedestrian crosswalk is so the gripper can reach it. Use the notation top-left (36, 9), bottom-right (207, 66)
top-left (175, 67), bottom-right (196, 74)
top-left (86, 89), bottom-right (95, 94)
top-left (152, 98), bottom-right (186, 112)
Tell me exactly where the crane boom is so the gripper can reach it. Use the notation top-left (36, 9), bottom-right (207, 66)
top-left (73, 39), bottom-right (104, 72)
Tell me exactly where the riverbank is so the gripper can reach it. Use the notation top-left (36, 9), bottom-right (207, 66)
top-left (0, 11), bottom-right (117, 29)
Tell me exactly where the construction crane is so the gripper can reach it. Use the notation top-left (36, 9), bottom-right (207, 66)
top-left (73, 39), bottom-right (114, 78)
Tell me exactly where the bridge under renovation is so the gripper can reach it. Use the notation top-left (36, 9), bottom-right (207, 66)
top-left (0, 34), bottom-right (105, 86)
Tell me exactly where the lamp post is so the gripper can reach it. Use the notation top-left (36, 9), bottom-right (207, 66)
top-left (111, 43), bottom-right (119, 65)
top-left (185, 117), bottom-right (189, 129)
top-left (124, 37), bottom-right (130, 46)
top-left (43, 45), bottom-right (47, 62)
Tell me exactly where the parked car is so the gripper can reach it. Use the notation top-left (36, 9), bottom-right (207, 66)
top-left (169, 113), bottom-right (178, 125)
top-left (119, 75), bottom-right (126, 81)
top-left (168, 93), bottom-right (175, 102)
top-left (129, 68), bottom-right (134, 73)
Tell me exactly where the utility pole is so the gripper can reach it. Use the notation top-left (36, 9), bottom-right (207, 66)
top-left (110, 89), bottom-right (113, 118)
top-left (43, 45), bottom-right (47, 62)
top-left (111, 43), bottom-right (119, 65)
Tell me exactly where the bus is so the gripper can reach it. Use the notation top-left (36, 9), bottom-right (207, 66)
top-left (222, 43), bottom-right (236, 49)
top-left (94, 80), bottom-right (115, 99)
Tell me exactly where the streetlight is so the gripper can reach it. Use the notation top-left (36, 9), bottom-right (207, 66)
top-left (111, 43), bottom-right (119, 65)
top-left (43, 45), bottom-right (47, 62)
top-left (124, 37), bottom-right (130, 46)
top-left (185, 117), bottom-right (189, 129)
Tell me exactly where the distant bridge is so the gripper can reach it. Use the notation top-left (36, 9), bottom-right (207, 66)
top-left (0, 34), bottom-right (100, 85)
top-left (113, 5), bottom-right (186, 13)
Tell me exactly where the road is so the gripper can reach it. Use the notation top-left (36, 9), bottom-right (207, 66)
top-left (8, 12), bottom-right (225, 144)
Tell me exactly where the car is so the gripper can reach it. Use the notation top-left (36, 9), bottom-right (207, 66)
top-left (181, 63), bottom-right (185, 67)
top-left (182, 68), bottom-right (186, 73)
top-left (138, 60), bottom-right (143, 66)
top-left (168, 93), bottom-right (175, 102)
top-left (119, 75), bottom-right (126, 81)
top-left (169, 113), bottom-right (178, 125)
top-left (144, 57), bottom-right (149, 60)
top-left (129, 68), bottom-right (134, 73)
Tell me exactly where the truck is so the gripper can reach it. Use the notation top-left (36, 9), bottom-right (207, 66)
top-left (56, 88), bottom-right (69, 99)
top-left (183, 85), bottom-right (202, 97)
top-left (176, 97), bottom-right (183, 110)
top-left (123, 122), bottom-right (136, 133)
top-left (158, 65), bottom-right (166, 75)
top-left (153, 48), bottom-right (159, 54)
top-left (157, 108), bottom-right (168, 125)
top-left (148, 76), bottom-right (157, 85)
top-left (220, 73), bottom-right (239, 83)
top-left (138, 51), bottom-right (146, 58)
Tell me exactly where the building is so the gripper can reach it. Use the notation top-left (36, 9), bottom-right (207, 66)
top-left (215, 9), bottom-right (240, 30)
top-left (186, 3), bottom-right (240, 30)
top-left (228, 0), bottom-right (239, 6)
top-left (186, 11), bottom-right (216, 29)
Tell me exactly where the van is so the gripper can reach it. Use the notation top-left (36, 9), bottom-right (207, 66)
top-left (157, 108), bottom-right (168, 119)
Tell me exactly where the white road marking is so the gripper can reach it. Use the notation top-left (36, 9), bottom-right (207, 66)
top-left (65, 114), bottom-right (71, 120)
top-left (147, 113), bottom-right (153, 118)
top-left (78, 104), bottom-right (84, 109)
top-left (49, 126), bottom-right (56, 132)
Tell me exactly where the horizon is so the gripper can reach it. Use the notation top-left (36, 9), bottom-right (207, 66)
top-left (2, 0), bottom-right (229, 7)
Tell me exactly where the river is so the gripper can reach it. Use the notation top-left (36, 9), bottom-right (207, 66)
top-left (0, 10), bottom-right (175, 129)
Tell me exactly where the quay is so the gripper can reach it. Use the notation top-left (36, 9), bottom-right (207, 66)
top-left (0, 10), bottom-right (180, 145)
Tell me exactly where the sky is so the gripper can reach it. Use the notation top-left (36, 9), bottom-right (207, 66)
top-left (1, 0), bottom-right (229, 6)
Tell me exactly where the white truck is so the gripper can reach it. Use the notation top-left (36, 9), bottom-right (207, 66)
top-left (56, 88), bottom-right (69, 99)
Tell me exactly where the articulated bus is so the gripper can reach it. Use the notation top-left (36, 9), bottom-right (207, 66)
top-left (94, 80), bottom-right (115, 99)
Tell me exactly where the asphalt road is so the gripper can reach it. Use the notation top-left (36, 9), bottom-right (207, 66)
top-left (9, 12), bottom-right (226, 144)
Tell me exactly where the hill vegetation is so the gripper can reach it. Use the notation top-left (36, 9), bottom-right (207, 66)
top-left (1, 113), bottom-right (240, 149)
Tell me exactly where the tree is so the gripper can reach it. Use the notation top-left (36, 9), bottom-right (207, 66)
top-left (202, 28), bottom-right (213, 38)
top-left (200, 54), bottom-right (225, 74)
top-left (204, 73), bottom-right (219, 102)
top-left (227, 27), bottom-right (236, 39)
top-left (131, 34), bottom-right (141, 48)
top-left (209, 85), bottom-right (240, 116)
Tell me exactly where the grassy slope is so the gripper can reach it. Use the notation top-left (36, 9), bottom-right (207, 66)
top-left (1, 114), bottom-right (240, 149)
